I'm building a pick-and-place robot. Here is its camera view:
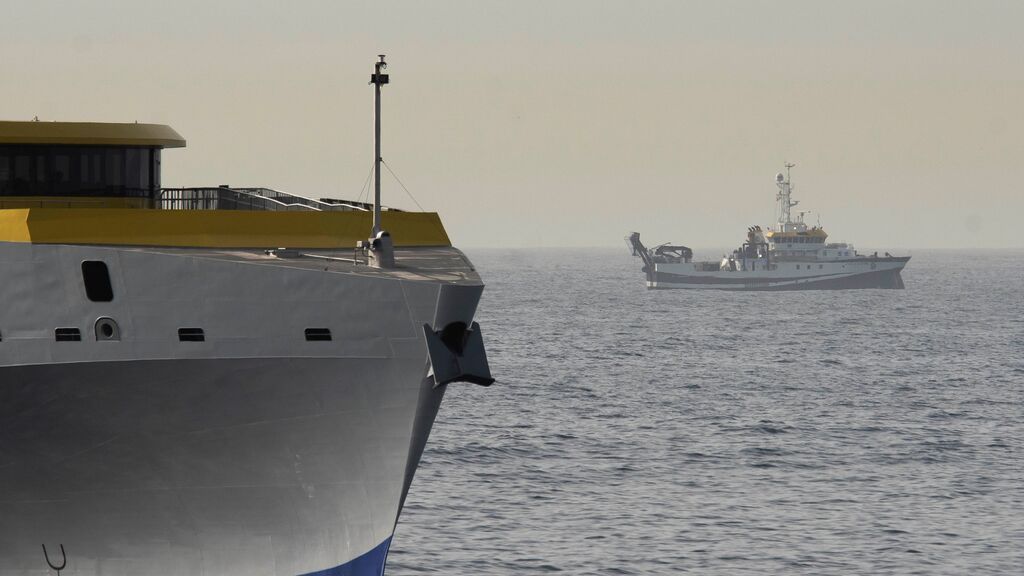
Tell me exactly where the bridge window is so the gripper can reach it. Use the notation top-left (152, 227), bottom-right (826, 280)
top-left (0, 145), bottom-right (160, 198)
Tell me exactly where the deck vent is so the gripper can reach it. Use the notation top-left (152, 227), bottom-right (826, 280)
top-left (55, 328), bottom-right (82, 342)
top-left (178, 328), bottom-right (205, 342)
top-left (305, 328), bottom-right (333, 342)
top-left (81, 261), bottom-right (114, 302)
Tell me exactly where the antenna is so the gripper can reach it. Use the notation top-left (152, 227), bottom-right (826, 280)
top-left (776, 162), bottom-right (799, 228)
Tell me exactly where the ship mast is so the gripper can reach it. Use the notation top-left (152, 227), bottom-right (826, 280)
top-left (366, 54), bottom-right (395, 268)
top-left (775, 162), bottom-right (799, 231)
top-left (371, 55), bottom-right (388, 236)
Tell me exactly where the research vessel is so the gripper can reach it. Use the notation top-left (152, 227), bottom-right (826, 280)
top-left (0, 56), bottom-right (492, 576)
top-left (629, 164), bottom-right (909, 290)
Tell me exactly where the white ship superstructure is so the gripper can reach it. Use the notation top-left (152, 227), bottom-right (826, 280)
top-left (629, 165), bottom-right (909, 290)
top-left (0, 57), bottom-right (492, 576)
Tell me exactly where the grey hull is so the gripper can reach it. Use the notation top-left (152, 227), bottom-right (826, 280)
top-left (0, 242), bottom-right (487, 576)
top-left (649, 259), bottom-right (909, 291)
top-left (0, 357), bottom-right (440, 576)
top-left (652, 267), bottom-right (905, 290)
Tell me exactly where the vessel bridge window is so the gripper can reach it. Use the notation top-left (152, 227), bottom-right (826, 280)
top-left (0, 145), bottom-right (160, 198)
top-left (774, 236), bottom-right (824, 244)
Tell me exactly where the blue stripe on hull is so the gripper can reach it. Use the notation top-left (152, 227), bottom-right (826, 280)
top-left (299, 537), bottom-right (392, 576)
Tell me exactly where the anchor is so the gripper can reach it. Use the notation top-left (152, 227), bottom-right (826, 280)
top-left (42, 544), bottom-right (66, 574)
top-left (423, 321), bottom-right (494, 387)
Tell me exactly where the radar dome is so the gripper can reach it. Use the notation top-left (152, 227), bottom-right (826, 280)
top-left (776, 173), bottom-right (785, 183)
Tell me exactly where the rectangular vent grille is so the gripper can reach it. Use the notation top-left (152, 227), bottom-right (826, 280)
top-left (55, 328), bottom-right (82, 342)
top-left (178, 328), bottom-right (205, 342)
top-left (305, 328), bottom-right (333, 341)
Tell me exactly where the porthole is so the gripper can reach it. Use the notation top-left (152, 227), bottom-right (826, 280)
top-left (95, 317), bottom-right (121, 341)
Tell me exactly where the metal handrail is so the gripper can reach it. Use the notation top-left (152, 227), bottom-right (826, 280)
top-left (155, 187), bottom-right (400, 212)
top-left (156, 188), bottom-right (313, 211)
top-left (1, 187), bottom-right (402, 212)
top-left (240, 188), bottom-right (375, 212)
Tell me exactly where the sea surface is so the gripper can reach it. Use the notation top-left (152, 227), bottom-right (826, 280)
top-left (388, 248), bottom-right (1023, 575)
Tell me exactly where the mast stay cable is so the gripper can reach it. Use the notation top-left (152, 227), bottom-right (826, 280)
top-left (356, 159), bottom-right (375, 205)
top-left (381, 158), bottom-right (425, 211)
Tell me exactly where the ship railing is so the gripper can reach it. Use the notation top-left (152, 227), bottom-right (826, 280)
top-left (157, 187), bottom-right (311, 211)
top-left (239, 188), bottom-right (375, 212)
top-left (156, 187), bottom-right (402, 212)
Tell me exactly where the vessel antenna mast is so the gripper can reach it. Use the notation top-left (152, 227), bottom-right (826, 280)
top-left (776, 162), bottom-right (799, 229)
top-left (371, 55), bottom-right (389, 235)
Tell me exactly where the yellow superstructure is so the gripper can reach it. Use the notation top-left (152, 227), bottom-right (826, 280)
top-left (766, 228), bottom-right (828, 238)
top-left (766, 228), bottom-right (829, 242)
top-left (0, 121), bottom-right (185, 148)
top-left (0, 208), bottom-right (450, 248)
top-left (0, 120), bottom-right (452, 248)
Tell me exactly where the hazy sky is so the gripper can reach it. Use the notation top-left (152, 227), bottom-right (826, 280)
top-left (5, 1), bottom-right (1023, 249)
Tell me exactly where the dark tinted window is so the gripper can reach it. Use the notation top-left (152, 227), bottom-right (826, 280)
top-left (0, 145), bottom-right (159, 198)
top-left (81, 261), bottom-right (114, 302)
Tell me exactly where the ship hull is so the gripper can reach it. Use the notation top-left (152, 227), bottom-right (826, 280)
top-left (0, 357), bottom-right (437, 576)
top-left (0, 242), bottom-right (485, 575)
top-left (648, 257), bottom-right (909, 290)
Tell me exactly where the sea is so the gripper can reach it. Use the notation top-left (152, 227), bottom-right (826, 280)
top-left (388, 248), bottom-right (1023, 575)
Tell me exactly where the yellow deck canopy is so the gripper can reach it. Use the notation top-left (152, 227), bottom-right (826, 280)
top-left (0, 121), bottom-right (185, 148)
